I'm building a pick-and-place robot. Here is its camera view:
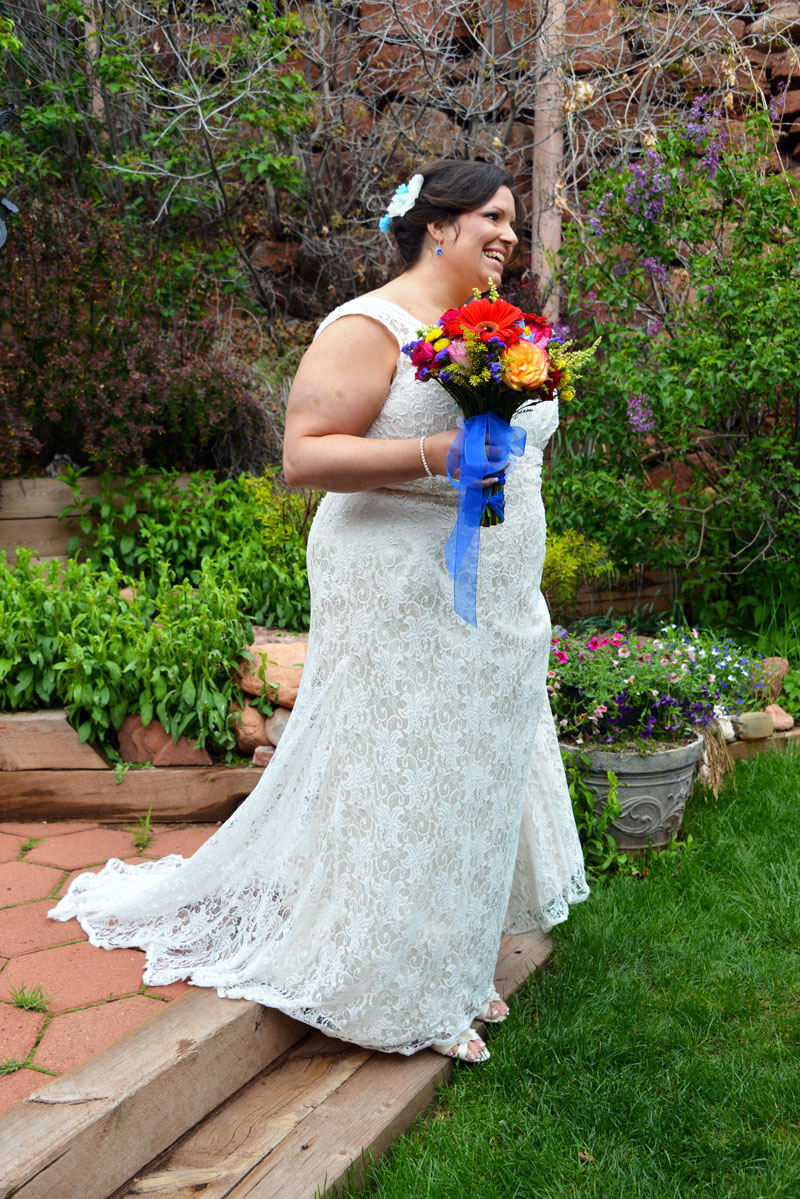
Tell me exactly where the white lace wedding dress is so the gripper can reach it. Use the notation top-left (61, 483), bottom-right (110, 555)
top-left (50, 296), bottom-right (589, 1055)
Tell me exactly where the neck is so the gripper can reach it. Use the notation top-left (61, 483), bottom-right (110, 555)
top-left (385, 258), bottom-right (481, 323)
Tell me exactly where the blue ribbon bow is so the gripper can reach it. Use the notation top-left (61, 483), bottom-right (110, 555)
top-left (444, 411), bottom-right (526, 627)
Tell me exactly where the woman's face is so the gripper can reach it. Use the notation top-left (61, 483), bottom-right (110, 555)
top-left (441, 185), bottom-right (518, 291)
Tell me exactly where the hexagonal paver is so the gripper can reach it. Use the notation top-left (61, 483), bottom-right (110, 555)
top-left (26, 828), bottom-right (136, 870)
top-left (0, 901), bottom-right (84, 958)
top-left (142, 977), bottom-right (191, 1000)
top-left (0, 940), bottom-right (147, 1012)
top-left (0, 834), bottom-right (24, 865)
top-left (51, 857), bottom-right (148, 900)
top-left (0, 1068), bottom-right (53, 1117)
top-left (0, 1003), bottom-right (46, 1060)
top-left (0, 822), bottom-right (98, 840)
top-left (142, 824), bottom-right (218, 860)
top-left (33, 995), bottom-right (165, 1073)
top-left (0, 861), bottom-right (63, 907)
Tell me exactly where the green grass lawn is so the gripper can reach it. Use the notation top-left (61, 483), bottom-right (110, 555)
top-left (342, 751), bottom-right (800, 1199)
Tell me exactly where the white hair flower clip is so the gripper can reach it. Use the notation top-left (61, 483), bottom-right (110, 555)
top-left (378, 174), bottom-right (424, 232)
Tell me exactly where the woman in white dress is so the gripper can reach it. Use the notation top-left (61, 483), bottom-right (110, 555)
top-left (50, 160), bottom-right (589, 1064)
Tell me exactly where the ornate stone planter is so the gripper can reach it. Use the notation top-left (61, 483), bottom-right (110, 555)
top-left (560, 733), bottom-right (704, 852)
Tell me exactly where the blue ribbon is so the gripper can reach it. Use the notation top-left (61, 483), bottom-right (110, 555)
top-left (444, 411), bottom-right (526, 627)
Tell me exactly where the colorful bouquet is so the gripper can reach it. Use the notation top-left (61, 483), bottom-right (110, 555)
top-left (549, 625), bottom-right (763, 749)
top-left (402, 281), bottom-right (599, 625)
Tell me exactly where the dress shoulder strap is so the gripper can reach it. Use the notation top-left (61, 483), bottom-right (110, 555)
top-left (314, 296), bottom-right (421, 348)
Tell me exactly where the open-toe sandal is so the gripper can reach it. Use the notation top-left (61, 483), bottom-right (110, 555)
top-left (431, 1028), bottom-right (490, 1063)
top-left (478, 989), bottom-right (508, 1024)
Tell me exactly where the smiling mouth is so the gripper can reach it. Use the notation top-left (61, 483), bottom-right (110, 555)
top-left (483, 250), bottom-right (505, 264)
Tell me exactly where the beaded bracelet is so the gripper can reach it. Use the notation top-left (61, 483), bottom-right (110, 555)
top-left (419, 436), bottom-right (434, 478)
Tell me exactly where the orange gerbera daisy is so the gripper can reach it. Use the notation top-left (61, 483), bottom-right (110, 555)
top-left (441, 298), bottom-right (524, 346)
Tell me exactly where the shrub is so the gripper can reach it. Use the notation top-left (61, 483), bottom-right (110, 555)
top-left (0, 550), bottom-right (252, 754)
top-left (542, 529), bottom-right (615, 623)
top-left (0, 195), bottom-right (276, 476)
top-left (554, 103), bottom-right (800, 629)
top-left (61, 467), bottom-right (317, 630)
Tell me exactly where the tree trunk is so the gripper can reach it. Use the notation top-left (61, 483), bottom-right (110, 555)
top-left (531, 0), bottom-right (566, 323)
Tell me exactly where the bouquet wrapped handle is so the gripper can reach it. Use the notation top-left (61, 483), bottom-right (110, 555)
top-left (444, 411), bottom-right (526, 627)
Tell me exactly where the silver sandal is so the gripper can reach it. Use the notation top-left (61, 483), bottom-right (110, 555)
top-left (431, 1028), bottom-right (490, 1063)
top-left (478, 989), bottom-right (509, 1024)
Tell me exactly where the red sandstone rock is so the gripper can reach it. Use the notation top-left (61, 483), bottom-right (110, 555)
top-left (117, 714), bottom-right (212, 766)
top-left (264, 707), bottom-right (292, 746)
top-left (231, 700), bottom-right (268, 755)
top-left (236, 641), bottom-right (307, 708)
top-left (766, 703), bottom-right (794, 732)
top-left (761, 657), bottom-right (790, 700)
top-left (567, 0), bottom-right (627, 73)
top-left (252, 744), bottom-right (275, 768)
top-left (749, 3), bottom-right (800, 48)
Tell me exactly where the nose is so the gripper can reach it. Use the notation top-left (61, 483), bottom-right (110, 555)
top-left (502, 220), bottom-right (518, 247)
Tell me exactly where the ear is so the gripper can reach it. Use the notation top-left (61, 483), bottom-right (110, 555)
top-left (426, 218), bottom-right (447, 243)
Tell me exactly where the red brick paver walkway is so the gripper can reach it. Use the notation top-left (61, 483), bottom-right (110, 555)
top-left (0, 820), bottom-right (219, 1115)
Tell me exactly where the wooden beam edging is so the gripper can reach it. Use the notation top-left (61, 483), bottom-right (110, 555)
top-left (0, 765), bottom-right (257, 822)
top-left (0, 990), bottom-right (307, 1199)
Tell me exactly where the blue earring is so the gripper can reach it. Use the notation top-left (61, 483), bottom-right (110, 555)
top-left (436, 244), bottom-right (443, 257)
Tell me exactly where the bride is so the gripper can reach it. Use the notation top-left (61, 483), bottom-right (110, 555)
top-left (50, 159), bottom-right (589, 1065)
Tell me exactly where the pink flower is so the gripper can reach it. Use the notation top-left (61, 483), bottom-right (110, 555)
top-left (554, 650), bottom-right (569, 663)
top-left (447, 337), bottom-right (470, 366)
top-left (610, 633), bottom-right (624, 645)
top-left (410, 341), bottom-right (436, 369)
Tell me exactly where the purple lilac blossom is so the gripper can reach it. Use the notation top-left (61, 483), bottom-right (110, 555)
top-left (624, 150), bottom-right (675, 222)
top-left (627, 392), bottom-right (655, 434)
top-left (647, 316), bottom-right (664, 336)
top-left (770, 81), bottom-right (787, 121)
top-left (642, 256), bottom-right (668, 282)
top-left (686, 95), bottom-right (718, 143)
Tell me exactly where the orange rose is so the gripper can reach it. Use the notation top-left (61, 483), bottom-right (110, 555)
top-left (501, 341), bottom-right (550, 391)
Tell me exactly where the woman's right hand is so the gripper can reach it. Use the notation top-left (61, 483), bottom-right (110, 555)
top-left (423, 428), bottom-right (507, 485)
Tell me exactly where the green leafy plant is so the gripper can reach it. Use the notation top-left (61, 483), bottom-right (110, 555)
top-left (127, 808), bottom-right (153, 853)
top-left (0, 1059), bottom-right (27, 1077)
top-left (10, 983), bottom-right (51, 1013)
top-left (0, 549), bottom-right (254, 755)
top-left (61, 468), bottom-right (315, 629)
top-left (563, 751), bottom-right (625, 876)
top-left (16, 837), bottom-right (38, 858)
top-left (778, 667), bottom-right (800, 720)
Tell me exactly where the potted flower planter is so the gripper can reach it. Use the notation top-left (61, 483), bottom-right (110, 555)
top-left (560, 733), bottom-right (704, 852)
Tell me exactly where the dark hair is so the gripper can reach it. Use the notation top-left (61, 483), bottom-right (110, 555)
top-left (389, 159), bottom-right (519, 266)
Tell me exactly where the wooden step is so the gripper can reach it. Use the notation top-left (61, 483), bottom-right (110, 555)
top-left (0, 990), bottom-right (306, 1199)
top-left (113, 931), bottom-right (552, 1199)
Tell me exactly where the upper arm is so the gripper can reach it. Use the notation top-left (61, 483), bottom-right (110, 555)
top-left (284, 314), bottom-right (400, 445)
